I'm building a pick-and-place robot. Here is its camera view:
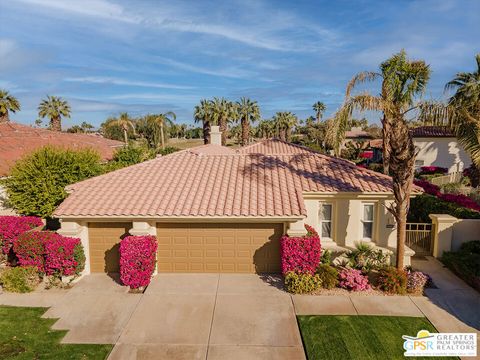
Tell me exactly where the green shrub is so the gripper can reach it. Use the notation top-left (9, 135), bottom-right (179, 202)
top-left (320, 249), bottom-right (332, 265)
top-left (0, 266), bottom-right (40, 293)
top-left (442, 241), bottom-right (480, 291)
top-left (345, 242), bottom-right (390, 271)
top-left (73, 242), bottom-right (86, 275)
top-left (368, 163), bottom-right (383, 173)
top-left (377, 267), bottom-right (408, 294)
top-left (3, 146), bottom-right (103, 217)
top-left (284, 271), bottom-right (322, 294)
top-left (460, 240), bottom-right (480, 254)
top-left (441, 182), bottom-right (463, 195)
top-left (316, 264), bottom-right (339, 289)
top-left (157, 146), bottom-right (180, 156)
top-left (111, 144), bottom-right (154, 166)
top-left (408, 194), bottom-right (480, 223)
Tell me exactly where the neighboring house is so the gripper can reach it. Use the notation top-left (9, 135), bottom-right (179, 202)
top-left (0, 122), bottom-right (123, 214)
top-left (54, 127), bottom-right (419, 275)
top-left (411, 126), bottom-right (471, 173)
top-left (341, 127), bottom-right (374, 150)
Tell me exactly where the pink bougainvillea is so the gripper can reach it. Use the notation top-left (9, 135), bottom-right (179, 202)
top-left (338, 268), bottom-right (371, 291)
top-left (414, 179), bottom-right (440, 196)
top-left (414, 179), bottom-right (480, 211)
top-left (13, 231), bottom-right (84, 276)
top-left (280, 224), bottom-right (321, 275)
top-left (120, 235), bottom-right (157, 289)
top-left (419, 166), bottom-right (448, 175)
top-left (0, 216), bottom-right (43, 255)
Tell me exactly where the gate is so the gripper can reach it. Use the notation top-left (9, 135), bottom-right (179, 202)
top-left (406, 223), bottom-right (433, 256)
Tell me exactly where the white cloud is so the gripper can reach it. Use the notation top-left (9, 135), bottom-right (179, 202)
top-left (64, 76), bottom-right (194, 90)
top-left (108, 93), bottom-right (200, 103)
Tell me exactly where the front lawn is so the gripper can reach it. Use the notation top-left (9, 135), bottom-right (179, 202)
top-left (297, 315), bottom-right (457, 360)
top-left (0, 306), bottom-right (113, 359)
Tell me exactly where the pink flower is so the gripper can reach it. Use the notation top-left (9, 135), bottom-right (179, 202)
top-left (280, 225), bottom-right (321, 275)
top-left (338, 269), bottom-right (371, 291)
top-left (0, 216), bottom-right (43, 255)
top-left (119, 235), bottom-right (157, 289)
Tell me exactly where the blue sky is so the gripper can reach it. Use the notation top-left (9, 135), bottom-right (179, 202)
top-left (0, 0), bottom-right (479, 128)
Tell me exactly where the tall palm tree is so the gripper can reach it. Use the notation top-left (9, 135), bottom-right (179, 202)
top-left (236, 97), bottom-right (260, 146)
top-left (107, 112), bottom-right (135, 145)
top-left (210, 97), bottom-right (237, 145)
top-left (154, 112), bottom-right (176, 149)
top-left (38, 95), bottom-right (71, 131)
top-left (273, 112), bottom-right (298, 141)
top-left (0, 89), bottom-right (21, 123)
top-left (313, 101), bottom-right (326, 123)
top-left (327, 50), bottom-right (430, 269)
top-left (194, 99), bottom-right (212, 144)
top-left (256, 119), bottom-right (275, 138)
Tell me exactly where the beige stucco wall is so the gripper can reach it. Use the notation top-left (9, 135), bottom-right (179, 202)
top-left (414, 137), bottom-right (471, 173)
top-left (452, 219), bottom-right (480, 251)
top-left (303, 194), bottom-right (396, 249)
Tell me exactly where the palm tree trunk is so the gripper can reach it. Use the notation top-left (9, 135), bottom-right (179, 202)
top-left (123, 129), bottom-right (128, 145)
top-left (0, 112), bottom-right (9, 123)
top-left (160, 122), bottom-right (165, 150)
top-left (203, 121), bottom-right (210, 145)
top-left (241, 117), bottom-right (249, 146)
top-left (382, 114), bottom-right (392, 175)
top-left (220, 117), bottom-right (227, 146)
top-left (50, 116), bottom-right (62, 131)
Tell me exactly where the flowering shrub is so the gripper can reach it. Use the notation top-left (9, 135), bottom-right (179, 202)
top-left (419, 166), bottom-right (448, 175)
top-left (304, 224), bottom-right (319, 239)
top-left (120, 235), bottom-right (157, 289)
top-left (13, 231), bottom-right (84, 277)
top-left (438, 193), bottom-right (480, 212)
top-left (414, 179), bottom-right (440, 196)
top-left (316, 264), bottom-right (338, 289)
top-left (0, 216), bottom-right (43, 256)
top-left (406, 270), bottom-right (428, 294)
top-left (338, 268), bottom-right (371, 291)
top-left (284, 271), bottom-right (322, 294)
top-left (280, 226), bottom-right (321, 275)
top-left (377, 267), bottom-right (408, 294)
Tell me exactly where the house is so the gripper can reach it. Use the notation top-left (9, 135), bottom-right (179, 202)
top-left (341, 127), bottom-right (374, 150)
top-left (0, 121), bottom-right (123, 214)
top-left (54, 126), bottom-right (418, 275)
top-left (411, 126), bottom-right (471, 173)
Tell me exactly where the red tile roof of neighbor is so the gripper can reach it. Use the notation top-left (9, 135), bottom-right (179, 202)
top-left (55, 139), bottom-right (420, 218)
top-left (0, 122), bottom-right (123, 177)
top-left (410, 126), bottom-right (454, 138)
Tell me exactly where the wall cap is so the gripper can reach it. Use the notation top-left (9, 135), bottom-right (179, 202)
top-left (429, 214), bottom-right (459, 223)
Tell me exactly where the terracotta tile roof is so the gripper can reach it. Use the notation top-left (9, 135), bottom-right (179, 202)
top-left (369, 139), bottom-right (383, 149)
top-left (55, 139), bottom-right (418, 218)
top-left (410, 126), bottom-right (454, 138)
top-left (0, 122), bottom-right (123, 177)
top-left (345, 128), bottom-right (373, 139)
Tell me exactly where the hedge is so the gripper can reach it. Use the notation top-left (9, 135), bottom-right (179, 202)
top-left (408, 194), bottom-right (480, 223)
top-left (0, 216), bottom-right (43, 256)
top-left (119, 235), bottom-right (157, 289)
top-left (280, 224), bottom-right (321, 275)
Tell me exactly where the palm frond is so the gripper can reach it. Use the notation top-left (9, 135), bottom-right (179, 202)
top-left (346, 71), bottom-right (381, 98)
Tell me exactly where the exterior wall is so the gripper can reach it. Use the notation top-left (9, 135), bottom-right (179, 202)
top-left (303, 194), bottom-right (397, 249)
top-left (452, 219), bottom-right (480, 251)
top-left (414, 137), bottom-right (471, 173)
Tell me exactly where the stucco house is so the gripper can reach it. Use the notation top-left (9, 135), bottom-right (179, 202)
top-left (412, 126), bottom-right (471, 173)
top-left (54, 127), bottom-right (418, 275)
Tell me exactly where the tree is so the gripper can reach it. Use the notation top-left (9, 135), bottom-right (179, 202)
top-left (0, 89), bottom-right (21, 123)
top-left (3, 146), bottom-right (103, 217)
top-left (66, 121), bottom-right (94, 133)
top-left (194, 99), bottom-right (212, 144)
top-left (154, 112), bottom-right (176, 149)
top-left (105, 112), bottom-right (135, 145)
top-left (256, 119), bottom-right (276, 139)
top-left (313, 101), bottom-right (326, 123)
top-left (419, 54), bottom-right (480, 186)
top-left (236, 97), bottom-right (260, 145)
top-left (210, 97), bottom-right (237, 145)
top-left (273, 112), bottom-right (298, 141)
top-left (38, 96), bottom-right (71, 132)
top-left (327, 50), bottom-right (431, 269)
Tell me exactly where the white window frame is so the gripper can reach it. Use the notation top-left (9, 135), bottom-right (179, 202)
top-left (319, 202), bottom-right (333, 241)
top-left (361, 203), bottom-right (375, 241)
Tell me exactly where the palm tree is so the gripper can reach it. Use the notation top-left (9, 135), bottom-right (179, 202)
top-left (327, 50), bottom-right (430, 269)
top-left (313, 101), bottom-right (326, 123)
top-left (38, 95), bottom-right (71, 131)
top-left (236, 97), bottom-right (260, 145)
top-left (194, 99), bottom-right (212, 144)
top-left (154, 112), bottom-right (176, 149)
top-left (256, 119), bottom-right (276, 138)
top-left (107, 112), bottom-right (135, 145)
top-left (0, 89), bottom-right (21, 123)
top-left (210, 97), bottom-right (237, 145)
top-left (273, 112), bottom-right (298, 141)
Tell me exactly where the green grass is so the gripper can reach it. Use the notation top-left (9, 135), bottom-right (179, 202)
top-left (298, 315), bottom-right (458, 360)
top-left (0, 306), bottom-right (113, 359)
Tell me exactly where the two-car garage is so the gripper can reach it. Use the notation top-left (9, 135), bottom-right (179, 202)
top-left (87, 222), bottom-right (284, 274)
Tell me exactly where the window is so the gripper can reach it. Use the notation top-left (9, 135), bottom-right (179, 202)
top-left (319, 203), bottom-right (333, 239)
top-left (362, 204), bottom-right (374, 239)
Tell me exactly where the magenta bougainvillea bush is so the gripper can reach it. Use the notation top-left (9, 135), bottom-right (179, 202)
top-left (119, 235), bottom-right (157, 289)
top-left (0, 216), bottom-right (43, 255)
top-left (414, 179), bottom-right (440, 196)
top-left (414, 179), bottom-right (480, 211)
top-left (280, 224), bottom-right (321, 275)
top-left (406, 270), bottom-right (429, 293)
top-left (338, 268), bottom-right (371, 291)
top-left (13, 231), bottom-right (84, 277)
top-left (419, 166), bottom-right (448, 175)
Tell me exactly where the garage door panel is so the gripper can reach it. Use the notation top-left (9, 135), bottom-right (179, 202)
top-left (156, 223), bottom-right (282, 273)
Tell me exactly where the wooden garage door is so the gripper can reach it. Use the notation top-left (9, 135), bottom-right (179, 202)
top-left (156, 223), bottom-right (283, 273)
top-left (88, 222), bottom-right (131, 273)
